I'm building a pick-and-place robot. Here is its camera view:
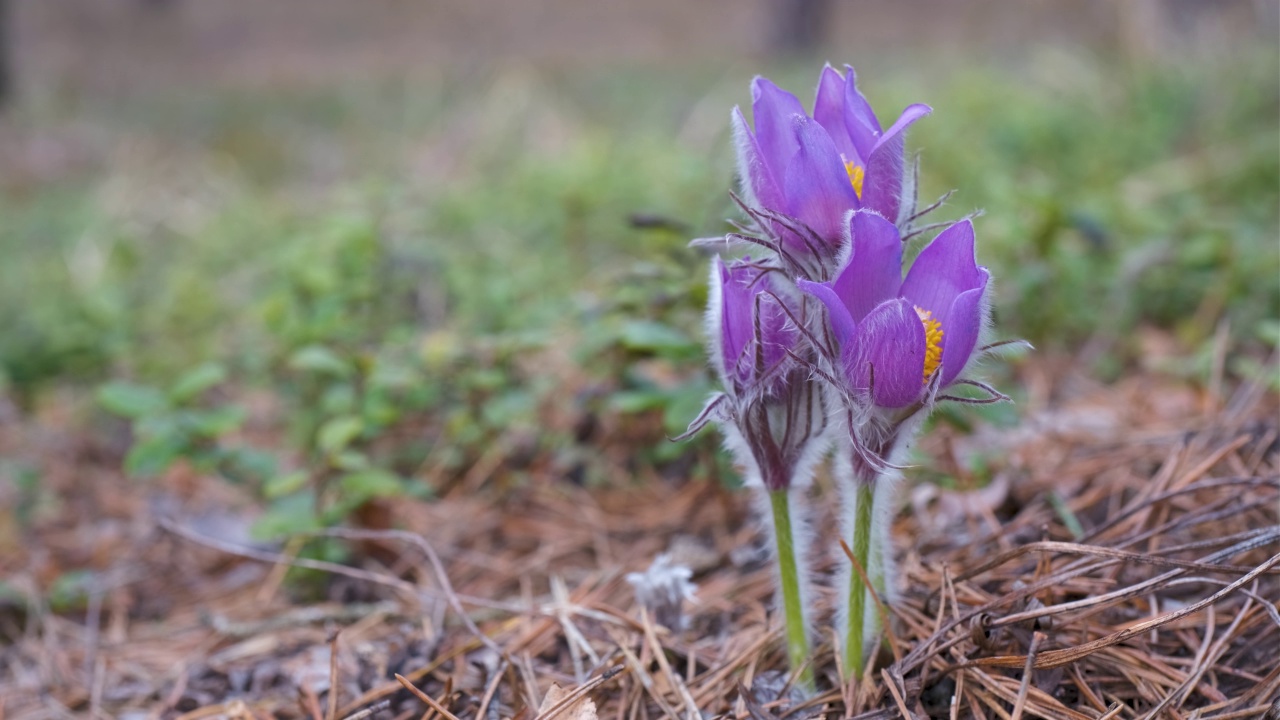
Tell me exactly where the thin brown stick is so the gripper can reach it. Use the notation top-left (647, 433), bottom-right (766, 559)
top-left (327, 630), bottom-right (340, 720)
top-left (638, 610), bottom-right (700, 720)
top-left (306, 527), bottom-right (508, 658)
top-left (879, 668), bottom-right (913, 719)
top-left (949, 539), bottom-right (1275, 588)
top-left (476, 659), bottom-right (509, 720)
top-left (339, 700), bottom-right (391, 720)
top-left (395, 674), bottom-right (462, 720)
top-left (1008, 632), bottom-right (1043, 720)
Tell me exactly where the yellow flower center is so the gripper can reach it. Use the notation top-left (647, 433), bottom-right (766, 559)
top-left (844, 160), bottom-right (865, 199)
top-left (915, 306), bottom-right (944, 383)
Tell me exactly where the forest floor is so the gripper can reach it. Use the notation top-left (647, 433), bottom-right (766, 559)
top-left (2, 350), bottom-right (1277, 718)
top-left (2, 4), bottom-right (1278, 718)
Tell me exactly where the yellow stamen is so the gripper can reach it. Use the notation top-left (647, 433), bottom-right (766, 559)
top-left (915, 306), bottom-right (944, 383)
top-left (844, 161), bottom-right (865, 199)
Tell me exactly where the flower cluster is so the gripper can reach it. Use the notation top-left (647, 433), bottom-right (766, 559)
top-left (685, 65), bottom-right (1011, 687)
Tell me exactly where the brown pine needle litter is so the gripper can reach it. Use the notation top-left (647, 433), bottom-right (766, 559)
top-left (1, 363), bottom-right (1277, 718)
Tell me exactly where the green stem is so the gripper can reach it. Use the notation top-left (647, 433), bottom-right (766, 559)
top-left (768, 489), bottom-right (812, 690)
top-left (845, 481), bottom-right (874, 679)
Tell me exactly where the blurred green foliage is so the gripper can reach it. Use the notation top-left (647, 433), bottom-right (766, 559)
top-left (1, 50), bottom-right (1276, 532)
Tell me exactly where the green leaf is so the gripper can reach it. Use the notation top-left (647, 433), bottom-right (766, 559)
top-left (184, 406), bottom-right (247, 437)
top-left (320, 383), bottom-right (357, 415)
top-left (339, 469), bottom-right (404, 503)
top-left (420, 330), bottom-right (463, 370)
top-left (219, 447), bottom-right (278, 484)
top-left (405, 480), bottom-right (434, 500)
top-left (618, 320), bottom-right (697, 354)
top-left (48, 570), bottom-right (95, 612)
top-left (317, 415), bottom-right (364, 455)
top-left (465, 368), bottom-right (508, 392)
top-left (169, 362), bottom-right (228, 403)
top-left (330, 450), bottom-right (370, 472)
top-left (124, 434), bottom-right (184, 477)
top-left (1255, 319), bottom-right (1280, 348)
top-left (135, 413), bottom-right (180, 439)
top-left (253, 491), bottom-right (322, 540)
top-left (263, 470), bottom-right (310, 499)
top-left (608, 389), bottom-right (667, 414)
top-left (98, 382), bottom-right (168, 419)
top-left (288, 345), bottom-right (353, 378)
top-left (481, 389), bottom-right (535, 427)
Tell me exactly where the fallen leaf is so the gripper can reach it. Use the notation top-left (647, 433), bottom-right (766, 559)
top-left (537, 683), bottom-right (599, 720)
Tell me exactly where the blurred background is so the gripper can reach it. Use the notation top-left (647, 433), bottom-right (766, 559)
top-left (0, 0), bottom-right (1277, 545)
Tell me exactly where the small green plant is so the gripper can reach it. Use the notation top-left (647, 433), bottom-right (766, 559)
top-left (97, 362), bottom-right (272, 482)
top-left (254, 341), bottom-right (433, 537)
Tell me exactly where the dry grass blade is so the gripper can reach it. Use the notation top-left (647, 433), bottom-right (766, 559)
top-left (326, 630), bottom-right (340, 720)
top-left (947, 539), bottom-right (1276, 585)
top-left (338, 699), bottom-right (390, 720)
top-left (395, 674), bottom-right (462, 720)
top-left (307, 527), bottom-right (508, 657)
top-left (963, 552), bottom-right (1280, 670)
top-left (1007, 633), bottom-right (1042, 720)
top-left (879, 669), bottom-right (914, 719)
top-left (638, 611), bottom-right (701, 719)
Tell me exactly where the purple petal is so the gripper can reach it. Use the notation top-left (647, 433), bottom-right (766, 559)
top-left (715, 258), bottom-right (755, 385)
top-left (870, 104), bottom-right (932, 157)
top-left (716, 260), bottom-right (799, 390)
top-left (731, 106), bottom-right (784, 211)
top-left (797, 278), bottom-right (856, 346)
top-left (782, 116), bottom-right (860, 243)
top-left (756, 280), bottom-right (798, 374)
top-left (842, 66), bottom-right (881, 162)
top-left (844, 298), bottom-right (926, 409)
top-left (813, 65), bottom-right (857, 162)
top-left (937, 279), bottom-right (988, 387)
top-left (861, 104), bottom-right (931, 223)
top-left (751, 77), bottom-right (807, 179)
top-left (831, 211), bottom-right (903, 324)
top-left (899, 220), bottom-right (986, 330)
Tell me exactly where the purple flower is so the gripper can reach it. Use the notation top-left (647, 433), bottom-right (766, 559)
top-left (798, 212), bottom-right (989, 409)
top-left (709, 257), bottom-right (798, 398)
top-left (680, 257), bottom-right (829, 492)
top-left (732, 67), bottom-right (931, 255)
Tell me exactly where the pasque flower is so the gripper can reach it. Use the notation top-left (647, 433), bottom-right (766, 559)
top-left (732, 66), bottom-right (931, 259)
top-left (689, 257), bottom-right (828, 492)
top-left (684, 67), bottom-right (1016, 690)
top-left (793, 211), bottom-right (1003, 679)
top-left (711, 258), bottom-right (797, 403)
top-left (797, 211), bottom-right (989, 409)
top-left (682, 257), bottom-right (828, 688)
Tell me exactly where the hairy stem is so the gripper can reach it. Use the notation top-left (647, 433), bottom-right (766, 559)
top-left (845, 480), bottom-right (874, 679)
top-left (769, 489), bottom-right (813, 690)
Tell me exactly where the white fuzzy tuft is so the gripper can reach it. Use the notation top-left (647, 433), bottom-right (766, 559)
top-left (704, 256), bottom-right (733, 393)
top-left (896, 153), bottom-right (920, 230)
top-left (730, 108), bottom-right (762, 210)
top-left (722, 412), bottom-right (831, 648)
top-left (626, 554), bottom-right (697, 631)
